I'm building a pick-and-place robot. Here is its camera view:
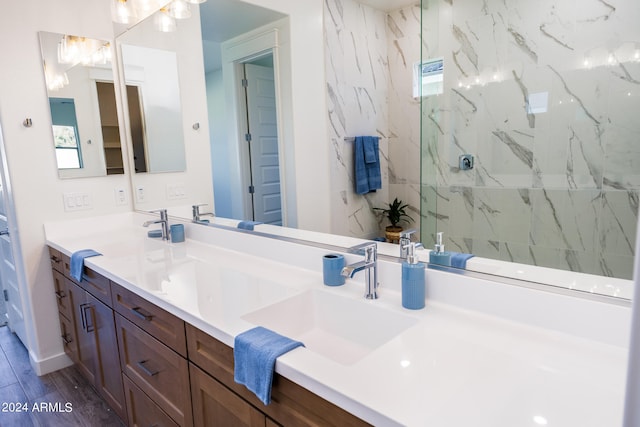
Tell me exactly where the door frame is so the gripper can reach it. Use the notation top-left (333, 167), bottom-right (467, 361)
top-left (221, 24), bottom-right (290, 226)
top-left (235, 57), bottom-right (281, 223)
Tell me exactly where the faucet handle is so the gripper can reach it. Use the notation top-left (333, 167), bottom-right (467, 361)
top-left (400, 228), bottom-right (417, 239)
top-left (348, 242), bottom-right (377, 262)
top-left (149, 208), bottom-right (168, 219)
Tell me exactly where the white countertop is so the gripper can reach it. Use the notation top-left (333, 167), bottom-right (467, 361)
top-left (44, 213), bottom-right (629, 427)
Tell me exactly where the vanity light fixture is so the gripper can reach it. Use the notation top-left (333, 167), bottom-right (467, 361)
top-left (167, 0), bottom-right (191, 19)
top-left (155, 7), bottom-right (177, 32)
top-left (112, 0), bottom-right (138, 24)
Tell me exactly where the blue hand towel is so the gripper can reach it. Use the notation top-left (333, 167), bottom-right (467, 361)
top-left (354, 136), bottom-right (381, 195)
top-left (70, 249), bottom-right (102, 282)
top-left (450, 252), bottom-right (475, 269)
top-left (234, 326), bottom-right (304, 405)
top-left (238, 221), bottom-right (263, 231)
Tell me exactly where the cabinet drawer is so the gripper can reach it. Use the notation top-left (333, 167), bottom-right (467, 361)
top-left (62, 253), bottom-right (112, 306)
top-left (111, 282), bottom-right (186, 357)
top-left (123, 374), bottom-right (179, 427)
top-left (186, 324), bottom-right (370, 427)
top-left (52, 270), bottom-right (73, 321)
top-left (48, 247), bottom-right (64, 273)
top-left (58, 312), bottom-right (78, 364)
top-left (116, 314), bottom-right (192, 427)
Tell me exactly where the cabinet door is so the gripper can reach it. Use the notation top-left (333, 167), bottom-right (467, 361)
top-left (86, 292), bottom-right (126, 421)
top-left (123, 375), bottom-right (178, 427)
top-left (190, 363), bottom-right (265, 427)
top-left (71, 280), bottom-right (96, 384)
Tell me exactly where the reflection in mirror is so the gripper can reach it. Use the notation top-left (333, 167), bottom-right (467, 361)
top-left (121, 43), bottom-right (186, 173)
top-left (38, 32), bottom-right (125, 178)
top-left (115, 0), bottom-right (635, 300)
top-left (116, 3), bottom-right (214, 213)
top-left (419, 0), bottom-right (640, 284)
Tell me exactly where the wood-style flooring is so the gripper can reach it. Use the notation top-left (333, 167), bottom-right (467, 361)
top-left (0, 326), bottom-right (124, 427)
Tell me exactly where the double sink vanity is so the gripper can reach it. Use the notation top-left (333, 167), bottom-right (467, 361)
top-left (44, 212), bottom-right (630, 426)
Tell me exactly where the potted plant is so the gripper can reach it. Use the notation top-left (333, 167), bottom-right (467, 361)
top-left (374, 198), bottom-right (413, 243)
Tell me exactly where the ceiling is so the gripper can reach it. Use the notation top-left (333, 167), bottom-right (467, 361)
top-left (199, 0), bottom-right (420, 72)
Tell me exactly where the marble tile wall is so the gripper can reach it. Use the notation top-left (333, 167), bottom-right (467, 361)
top-left (324, 0), bottom-right (423, 240)
top-left (420, 0), bottom-right (640, 279)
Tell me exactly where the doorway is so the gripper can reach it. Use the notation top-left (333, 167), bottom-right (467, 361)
top-left (240, 56), bottom-right (282, 225)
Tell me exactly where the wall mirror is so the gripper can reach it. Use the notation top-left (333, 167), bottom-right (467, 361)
top-left (120, 43), bottom-right (186, 173)
top-left (418, 0), bottom-right (640, 294)
top-left (115, 0), bottom-right (637, 301)
top-left (38, 31), bottom-right (125, 178)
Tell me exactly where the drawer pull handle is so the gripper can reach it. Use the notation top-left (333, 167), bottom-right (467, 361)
top-left (80, 304), bottom-right (95, 333)
top-left (61, 334), bottom-right (72, 345)
top-left (136, 360), bottom-right (159, 377)
top-left (54, 290), bottom-right (66, 299)
top-left (131, 307), bottom-right (153, 321)
top-left (50, 256), bottom-right (61, 263)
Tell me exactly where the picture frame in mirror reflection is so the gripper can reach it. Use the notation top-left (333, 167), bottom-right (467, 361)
top-left (38, 31), bottom-right (125, 178)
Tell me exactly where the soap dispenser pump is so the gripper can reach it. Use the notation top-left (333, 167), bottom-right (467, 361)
top-left (429, 232), bottom-right (451, 267)
top-left (402, 243), bottom-right (425, 310)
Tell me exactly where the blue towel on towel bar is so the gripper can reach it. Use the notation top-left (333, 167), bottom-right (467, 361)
top-left (237, 221), bottom-right (263, 231)
top-left (450, 252), bottom-right (475, 269)
top-left (234, 326), bottom-right (304, 405)
top-left (355, 136), bottom-right (381, 194)
top-left (70, 249), bottom-right (102, 282)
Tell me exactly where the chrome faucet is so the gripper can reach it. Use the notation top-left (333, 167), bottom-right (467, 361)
top-left (143, 209), bottom-right (169, 241)
top-left (341, 242), bottom-right (379, 299)
top-left (399, 229), bottom-right (423, 259)
top-left (192, 204), bottom-right (214, 223)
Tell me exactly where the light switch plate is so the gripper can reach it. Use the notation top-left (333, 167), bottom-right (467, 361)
top-left (135, 186), bottom-right (145, 203)
top-left (114, 188), bottom-right (127, 206)
top-left (63, 192), bottom-right (92, 212)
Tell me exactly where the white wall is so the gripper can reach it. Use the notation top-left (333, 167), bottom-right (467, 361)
top-left (0, 0), bottom-right (134, 373)
top-left (238, 0), bottom-right (331, 232)
top-left (119, 7), bottom-right (214, 214)
top-left (206, 69), bottom-right (233, 218)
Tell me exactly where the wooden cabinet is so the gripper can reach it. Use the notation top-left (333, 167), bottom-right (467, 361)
top-left (186, 324), bottom-right (370, 427)
top-left (190, 363), bottom-right (266, 427)
top-left (111, 282), bottom-right (186, 357)
top-left (123, 375), bottom-right (179, 427)
top-left (116, 314), bottom-right (192, 426)
top-left (69, 278), bottom-right (126, 420)
top-left (49, 247), bottom-right (126, 422)
top-left (49, 245), bottom-right (371, 427)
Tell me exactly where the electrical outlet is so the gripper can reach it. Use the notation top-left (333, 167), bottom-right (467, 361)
top-left (136, 186), bottom-right (145, 203)
top-left (114, 188), bottom-right (127, 206)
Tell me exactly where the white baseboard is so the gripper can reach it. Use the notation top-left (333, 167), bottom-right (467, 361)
top-left (29, 350), bottom-right (73, 376)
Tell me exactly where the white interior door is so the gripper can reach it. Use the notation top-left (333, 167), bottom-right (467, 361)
top-left (245, 63), bottom-right (282, 225)
top-left (0, 184), bottom-right (24, 340)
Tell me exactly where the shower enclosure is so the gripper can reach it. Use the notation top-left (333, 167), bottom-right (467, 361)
top-left (420, 0), bottom-right (640, 280)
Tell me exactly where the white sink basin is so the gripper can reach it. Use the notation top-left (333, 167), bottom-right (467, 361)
top-left (242, 290), bottom-right (419, 365)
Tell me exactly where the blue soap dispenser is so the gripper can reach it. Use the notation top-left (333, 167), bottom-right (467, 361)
top-left (429, 232), bottom-right (451, 267)
top-left (402, 242), bottom-right (425, 310)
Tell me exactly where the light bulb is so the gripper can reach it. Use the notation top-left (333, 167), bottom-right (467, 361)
top-left (168, 0), bottom-right (191, 19)
top-left (155, 9), bottom-right (177, 32)
top-left (112, 0), bottom-right (138, 24)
